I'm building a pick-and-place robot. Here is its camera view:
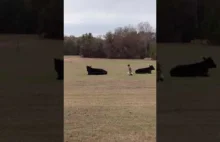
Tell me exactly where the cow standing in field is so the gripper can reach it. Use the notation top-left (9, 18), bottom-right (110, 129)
top-left (135, 65), bottom-right (155, 74)
top-left (127, 64), bottom-right (133, 76)
top-left (157, 62), bottom-right (164, 82)
top-left (170, 57), bottom-right (217, 77)
top-left (86, 66), bottom-right (107, 75)
top-left (54, 58), bottom-right (63, 80)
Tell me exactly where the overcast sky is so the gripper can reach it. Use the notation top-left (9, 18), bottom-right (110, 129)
top-left (64, 0), bottom-right (156, 37)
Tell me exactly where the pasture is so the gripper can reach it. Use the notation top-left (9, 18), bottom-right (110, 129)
top-left (157, 43), bottom-right (220, 142)
top-left (0, 35), bottom-right (63, 142)
top-left (64, 56), bottom-right (156, 142)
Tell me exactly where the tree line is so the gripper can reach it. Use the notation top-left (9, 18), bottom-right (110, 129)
top-left (64, 22), bottom-right (156, 59)
top-left (157, 0), bottom-right (220, 44)
top-left (2, 0), bottom-right (219, 44)
top-left (0, 0), bottom-right (63, 39)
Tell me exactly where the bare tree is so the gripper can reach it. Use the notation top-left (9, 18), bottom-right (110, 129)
top-left (137, 22), bottom-right (154, 33)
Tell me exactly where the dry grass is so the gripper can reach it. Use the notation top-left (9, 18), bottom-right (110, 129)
top-left (0, 34), bottom-right (62, 142)
top-left (64, 56), bottom-right (156, 142)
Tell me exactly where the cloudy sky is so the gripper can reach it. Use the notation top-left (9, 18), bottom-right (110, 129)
top-left (64, 0), bottom-right (156, 37)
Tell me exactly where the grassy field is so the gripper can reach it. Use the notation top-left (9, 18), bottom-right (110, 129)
top-left (0, 34), bottom-right (62, 81)
top-left (64, 56), bottom-right (156, 142)
top-left (157, 43), bottom-right (220, 142)
top-left (0, 35), bottom-right (63, 142)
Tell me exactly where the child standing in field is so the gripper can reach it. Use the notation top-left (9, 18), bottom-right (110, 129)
top-left (127, 64), bottom-right (133, 76)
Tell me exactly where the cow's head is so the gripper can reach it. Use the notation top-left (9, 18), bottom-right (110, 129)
top-left (203, 57), bottom-right (217, 68)
top-left (86, 65), bottom-right (92, 71)
top-left (149, 65), bottom-right (155, 70)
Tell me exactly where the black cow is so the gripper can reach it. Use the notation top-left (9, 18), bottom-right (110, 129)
top-left (86, 66), bottom-right (107, 75)
top-left (135, 65), bottom-right (155, 74)
top-left (157, 62), bottom-right (164, 82)
top-left (54, 58), bottom-right (63, 80)
top-left (170, 57), bottom-right (217, 77)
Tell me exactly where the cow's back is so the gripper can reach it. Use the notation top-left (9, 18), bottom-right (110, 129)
top-left (87, 67), bottom-right (107, 75)
top-left (170, 62), bottom-right (209, 76)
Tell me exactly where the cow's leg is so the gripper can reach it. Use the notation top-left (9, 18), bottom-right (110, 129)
top-left (197, 70), bottom-right (209, 77)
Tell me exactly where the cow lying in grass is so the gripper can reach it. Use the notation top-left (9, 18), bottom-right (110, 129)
top-left (135, 65), bottom-right (155, 74)
top-left (86, 66), bottom-right (107, 75)
top-left (170, 57), bottom-right (217, 77)
top-left (54, 58), bottom-right (63, 80)
top-left (157, 62), bottom-right (164, 82)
